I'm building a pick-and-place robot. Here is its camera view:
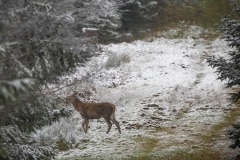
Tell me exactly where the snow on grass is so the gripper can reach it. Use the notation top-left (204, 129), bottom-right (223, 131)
top-left (31, 26), bottom-right (233, 159)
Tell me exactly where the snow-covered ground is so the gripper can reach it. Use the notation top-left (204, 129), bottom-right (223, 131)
top-left (32, 26), bottom-right (234, 159)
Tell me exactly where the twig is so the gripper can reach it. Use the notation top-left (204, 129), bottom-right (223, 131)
top-left (44, 66), bottom-right (103, 94)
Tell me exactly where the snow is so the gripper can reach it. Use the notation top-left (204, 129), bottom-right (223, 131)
top-left (31, 26), bottom-right (233, 159)
top-left (82, 27), bottom-right (99, 32)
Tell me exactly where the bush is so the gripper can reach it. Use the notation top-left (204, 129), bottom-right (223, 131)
top-left (105, 53), bottom-right (130, 68)
top-left (8, 144), bottom-right (54, 160)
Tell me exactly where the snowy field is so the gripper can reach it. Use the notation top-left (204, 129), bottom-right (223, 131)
top-left (31, 26), bottom-right (234, 159)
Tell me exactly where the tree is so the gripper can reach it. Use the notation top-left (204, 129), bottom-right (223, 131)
top-left (118, 0), bottom-right (165, 41)
top-left (0, 0), bottom-right (122, 159)
top-left (207, 4), bottom-right (240, 103)
top-left (207, 3), bottom-right (240, 158)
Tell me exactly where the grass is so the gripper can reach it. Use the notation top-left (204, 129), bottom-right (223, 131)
top-left (142, 0), bottom-right (234, 42)
top-left (162, 0), bottom-right (232, 29)
top-left (128, 137), bottom-right (159, 160)
top-left (161, 148), bottom-right (221, 160)
top-left (201, 104), bottom-right (240, 144)
top-left (105, 53), bottom-right (131, 69)
top-left (129, 137), bottom-right (222, 160)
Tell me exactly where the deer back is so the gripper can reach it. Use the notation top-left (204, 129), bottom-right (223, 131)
top-left (78, 102), bottom-right (115, 119)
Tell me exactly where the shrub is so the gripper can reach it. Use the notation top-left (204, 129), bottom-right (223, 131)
top-left (105, 53), bottom-right (130, 68)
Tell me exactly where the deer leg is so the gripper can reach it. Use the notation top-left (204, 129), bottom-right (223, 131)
top-left (85, 119), bottom-right (90, 133)
top-left (110, 115), bottom-right (121, 134)
top-left (104, 117), bottom-right (112, 134)
top-left (82, 119), bottom-right (88, 134)
top-left (82, 121), bottom-right (86, 133)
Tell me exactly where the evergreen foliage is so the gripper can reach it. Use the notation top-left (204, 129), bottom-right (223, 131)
top-left (207, 3), bottom-right (240, 158)
top-left (0, 0), bottom-right (122, 159)
top-left (207, 4), bottom-right (240, 103)
top-left (228, 123), bottom-right (240, 149)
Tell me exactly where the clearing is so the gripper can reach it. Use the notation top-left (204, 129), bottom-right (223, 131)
top-left (33, 26), bottom-right (239, 159)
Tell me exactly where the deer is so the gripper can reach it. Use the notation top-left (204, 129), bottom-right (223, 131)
top-left (66, 92), bottom-right (121, 134)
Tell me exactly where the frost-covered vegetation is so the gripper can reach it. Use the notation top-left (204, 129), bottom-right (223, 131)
top-left (0, 0), bottom-right (122, 159)
top-left (105, 53), bottom-right (131, 68)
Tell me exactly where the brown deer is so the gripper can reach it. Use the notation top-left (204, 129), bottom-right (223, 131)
top-left (66, 92), bottom-right (121, 134)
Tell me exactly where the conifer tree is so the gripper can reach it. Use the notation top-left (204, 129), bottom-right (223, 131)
top-left (207, 3), bottom-right (240, 158)
top-left (207, 4), bottom-right (240, 103)
top-left (0, 0), bottom-right (122, 159)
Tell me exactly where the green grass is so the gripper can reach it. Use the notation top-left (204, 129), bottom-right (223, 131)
top-left (128, 137), bottom-right (159, 160)
top-left (144, 0), bottom-right (234, 41)
top-left (201, 105), bottom-right (240, 144)
top-left (158, 0), bottom-right (233, 30)
top-left (161, 148), bottom-right (221, 160)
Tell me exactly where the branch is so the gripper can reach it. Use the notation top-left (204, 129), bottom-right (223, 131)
top-left (44, 66), bottom-right (103, 95)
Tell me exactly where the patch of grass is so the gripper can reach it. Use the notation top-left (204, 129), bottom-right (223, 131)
top-left (162, 148), bottom-right (221, 160)
top-left (129, 144), bottom-right (221, 160)
top-left (201, 105), bottom-right (240, 144)
top-left (129, 137), bottom-right (159, 160)
top-left (143, 0), bottom-right (233, 41)
top-left (141, 138), bottom-right (159, 153)
top-left (160, 0), bottom-right (233, 29)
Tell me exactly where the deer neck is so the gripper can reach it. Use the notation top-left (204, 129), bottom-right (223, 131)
top-left (72, 98), bottom-right (84, 112)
